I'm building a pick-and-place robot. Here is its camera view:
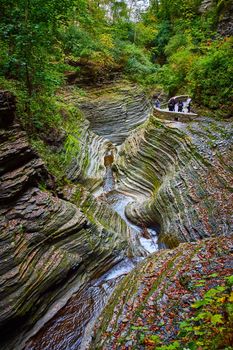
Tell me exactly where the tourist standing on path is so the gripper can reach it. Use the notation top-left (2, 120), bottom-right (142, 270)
top-left (178, 100), bottom-right (183, 112)
top-left (187, 97), bottom-right (192, 113)
top-left (154, 98), bottom-right (160, 108)
top-left (168, 98), bottom-right (175, 111)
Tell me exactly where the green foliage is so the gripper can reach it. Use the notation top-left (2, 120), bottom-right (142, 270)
top-left (64, 134), bottom-right (81, 164)
top-left (61, 25), bottom-right (99, 57)
top-left (156, 341), bottom-right (181, 350)
top-left (154, 29), bottom-right (233, 108)
top-left (187, 39), bottom-right (233, 108)
top-left (124, 44), bottom-right (156, 74)
top-left (178, 276), bottom-right (233, 349)
top-left (0, 0), bottom-right (74, 94)
top-left (143, 275), bottom-right (233, 350)
top-left (144, 0), bottom-right (233, 111)
top-left (1, 0), bottom-right (232, 140)
top-left (30, 138), bottom-right (67, 184)
top-left (153, 20), bottom-right (172, 57)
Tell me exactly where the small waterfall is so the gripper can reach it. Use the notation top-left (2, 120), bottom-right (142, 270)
top-left (103, 150), bottom-right (115, 192)
top-left (24, 266), bottom-right (131, 350)
top-left (103, 166), bottom-right (115, 192)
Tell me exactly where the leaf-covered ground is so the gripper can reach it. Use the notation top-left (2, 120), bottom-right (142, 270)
top-left (91, 236), bottom-right (233, 350)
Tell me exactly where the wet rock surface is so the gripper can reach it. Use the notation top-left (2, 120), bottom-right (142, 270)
top-left (90, 236), bottom-right (233, 349)
top-left (115, 116), bottom-right (233, 245)
top-left (0, 91), bottom-right (129, 349)
top-left (0, 85), bottom-right (233, 350)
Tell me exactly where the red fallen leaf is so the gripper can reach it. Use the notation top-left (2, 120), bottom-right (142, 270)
top-left (144, 338), bottom-right (156, 346)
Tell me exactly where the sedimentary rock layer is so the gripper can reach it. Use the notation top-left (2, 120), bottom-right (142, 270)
top-left (90, 235), bottom-right (233, 349)
top-left (77, 82), bottom-right (151, 144)
top-left (199, 0), bottom-right (233, 36)
top-left (115, 116), bottom-right (233, 245)
top-left (66, 118), bottom-right (112, 190)
top-left (0, 92), bottom-right (129, 349)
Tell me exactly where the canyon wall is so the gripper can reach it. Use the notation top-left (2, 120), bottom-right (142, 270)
top-left (115, 115), bottom-right (232, 246)
top-left (0, 91), bottom-right (129, 349)
top-left (199, 0), bottom-right (233, 36)
top-left (77, 82), bottom-right (151, 145)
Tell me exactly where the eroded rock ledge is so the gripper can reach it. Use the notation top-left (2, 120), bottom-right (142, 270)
top-left (115, 116), bottom-right (232, 246)
top-left (77, 82), bottom-right (151, 144)
top-left (0, 91), bottom-right (129, 349)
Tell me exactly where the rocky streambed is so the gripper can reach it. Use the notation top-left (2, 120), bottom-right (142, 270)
top-left (0, 84), bottom-right (232, 350)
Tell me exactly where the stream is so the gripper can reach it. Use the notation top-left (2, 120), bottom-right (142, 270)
top-left (23, 259), bottom-right (136, 350)
top-left (23, 152), bottom-right (159, 350)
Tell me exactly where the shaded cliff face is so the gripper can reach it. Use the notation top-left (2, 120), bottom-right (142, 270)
top-left (115, 115), bottom-right (232, 246)
top-left (1, 81), bottom-right (232, 350)
top-left (217, 1), bottom-right (233, 37)
top-left (0, 91), bottom-right (129, 349)
top-left (90, 236), bottom-right (233, 349)
top-left (77, 82), bottom-right (151, 145)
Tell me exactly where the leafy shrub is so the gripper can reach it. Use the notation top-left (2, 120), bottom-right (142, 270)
top-left (164, 34), bottom-right (189, 56)
top-left (60, 25), bottom-right (100, 57)
top-left (187, 39), bottom-right (233, 108)
top-left (122, 43), bottom-right (157, 83)
top-left (178, 275), bottom-right (233, 349)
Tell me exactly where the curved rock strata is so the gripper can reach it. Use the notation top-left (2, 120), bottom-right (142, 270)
top-left (115, 116), bottom-right (233, 246)
top-left (0, 92), bottom-right (129, 349)
top-left (77, 82), bottom-right (151, 144)
top-left (90, 235), bottom-right (233, 349)
top-left (66, 119), bottom-right (111, 190)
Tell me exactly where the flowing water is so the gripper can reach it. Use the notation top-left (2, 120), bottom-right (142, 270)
top-left (105, 191), bottom-right (158, 254)
top-left (102, 158), bottom-right (158, 255)
top-left (23, 259), bottom-right (137, 350)
top-left (23, 153), bottom-right (159, 350)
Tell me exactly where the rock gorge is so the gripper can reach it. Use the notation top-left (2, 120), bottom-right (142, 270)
top-left (116, 114), bottom-right (232, 246)
top-left (66, 82), bottom-right (232, 246)
top-left (0, 90), bottom-right (129, 350)
top-left (0, 80), bottom-right (232, 349)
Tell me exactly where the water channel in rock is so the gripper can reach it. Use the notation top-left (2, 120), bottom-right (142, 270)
top-left (101, 150), bottom-right (158, 255)
top-left (23, 258), bottom-right (137, 350)
top-left (23, 148), bottom-right (159, 350)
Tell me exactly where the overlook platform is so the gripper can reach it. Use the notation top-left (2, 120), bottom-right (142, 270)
top-left (153, 95), bottom-right (198, 122)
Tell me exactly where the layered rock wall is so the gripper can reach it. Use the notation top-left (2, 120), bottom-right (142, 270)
top-left (78, 83), bottom-right (151, 144)
top-left (90, 235), bottom-right (233, 349)
top-left (116, 116), bottom-right (233, 246)
top-left (66, 118), bottom-right (111, 189)
top-left (0, 92), bottom-right (129, 349)
top-left (199, 0), bottom-right (233, 36)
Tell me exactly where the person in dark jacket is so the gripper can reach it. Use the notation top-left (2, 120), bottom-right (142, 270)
top-left (178, 100), bottom-right (183, 112)
top-left (155, 98), bottom-right (160, 108)
top-left (187, 97), bottom-right (192, 113)
top-left (168, 98), bottom-right (175, 111)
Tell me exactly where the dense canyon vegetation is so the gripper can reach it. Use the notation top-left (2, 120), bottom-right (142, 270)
top-left (0, 0), bottom-right (232, 349)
